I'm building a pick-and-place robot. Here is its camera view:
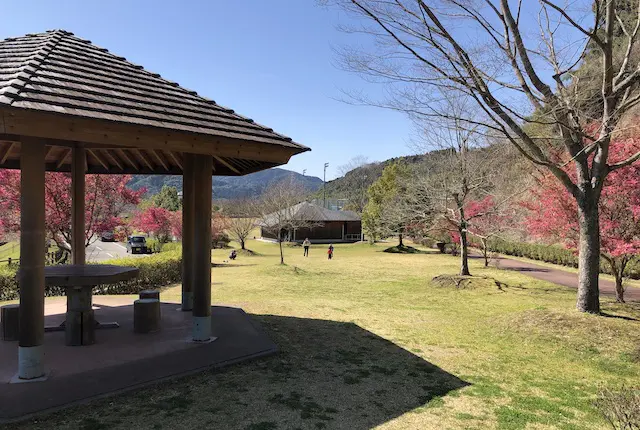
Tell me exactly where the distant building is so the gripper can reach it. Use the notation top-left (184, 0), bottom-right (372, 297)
top-left (259, 202), bottom-right (362, 243)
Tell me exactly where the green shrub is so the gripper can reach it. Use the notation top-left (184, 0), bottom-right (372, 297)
top-left (487, 238), bottom-right (640, 279)
top-left (0, 263), bottom-right (18, 301)
top-left (95, 250), bottom-right (182, 295)
top-left (0, 251), bottom-right (183, 301)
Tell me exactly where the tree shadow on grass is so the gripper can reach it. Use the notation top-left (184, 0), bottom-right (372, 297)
top-left (600, 312), bottom-right (639, 322)
top-left (228, 314), bottom-right (470, 429)
top-left (211, 263), bottom-right (258, 268)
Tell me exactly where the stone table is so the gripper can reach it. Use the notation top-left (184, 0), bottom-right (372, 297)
top-left (43, 265), bottom-right (139, 346)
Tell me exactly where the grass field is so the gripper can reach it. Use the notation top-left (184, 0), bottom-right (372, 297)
top-left (5, 240), bottom-right (640, 430)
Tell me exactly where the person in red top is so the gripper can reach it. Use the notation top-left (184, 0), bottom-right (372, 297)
top-left (327, 244), bottom-right (334, 260)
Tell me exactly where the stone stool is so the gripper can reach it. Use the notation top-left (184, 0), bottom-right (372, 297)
top-left (1, 304), bottom-right (19, 341)
top-left (139, 289), bottom-right (160, 300)
top-left (134, 299), bottom-right (161, 334)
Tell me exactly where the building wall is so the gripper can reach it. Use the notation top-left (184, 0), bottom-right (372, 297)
top-left (262, 221), bottom-right (362, 243)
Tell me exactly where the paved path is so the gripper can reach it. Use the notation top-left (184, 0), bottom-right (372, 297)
top-left (487, 255), bottom-right (640, 302)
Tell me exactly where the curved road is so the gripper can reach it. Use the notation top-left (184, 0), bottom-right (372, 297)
top-left (487, 255), bottom-right (639, 302)
top-left (86, 241), bottom-right (146, 262)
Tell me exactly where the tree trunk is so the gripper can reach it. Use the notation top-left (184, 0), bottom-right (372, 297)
top-left (240, 239), bottom-right (245, 250)
top-left (576, 202), bottom-right (601, 313)
top-left (459, 228), bottom-right (471, 276)
top-left (614, 274), bottom-right (625, 303)
top-left (278, 239), bottom-right (284, 265)
top-left (398, 233), bottom-right (403, 247)
top-left (604, 255), bottom-right (626, 303)
top-left (481, 238), bottom-right (489, 267)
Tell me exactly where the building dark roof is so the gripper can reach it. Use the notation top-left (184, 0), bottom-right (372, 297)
top-left (0, 30), bottom-right (309, 175)
top-left (261, 202), bottom-right (361, 227)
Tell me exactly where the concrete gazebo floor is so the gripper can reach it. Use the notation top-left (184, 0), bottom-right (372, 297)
top-left (0, 296), bottom-right (277, 423)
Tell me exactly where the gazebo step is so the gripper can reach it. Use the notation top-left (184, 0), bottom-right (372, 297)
top-left (1, 304), bottom-right (19, 341)
top-left (134, 299), bottom-right (161, 334)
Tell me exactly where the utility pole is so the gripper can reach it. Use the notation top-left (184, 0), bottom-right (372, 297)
top-left (323, 162), bottom-right (329, 208)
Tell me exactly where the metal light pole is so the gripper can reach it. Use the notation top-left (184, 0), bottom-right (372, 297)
top-left (323, 162), bottom-right (329, 208)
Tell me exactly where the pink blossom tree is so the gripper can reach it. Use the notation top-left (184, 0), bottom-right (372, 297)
top-left (133, 206), bottom-right (174, 244)
top-left (525, 140), bottom-right (640, 303)
top-left (0, 170), bottom-right (142, 252)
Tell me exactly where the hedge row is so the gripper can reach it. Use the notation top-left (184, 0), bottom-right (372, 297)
top-left (486, 238), bottom-right (640, 279)
top-left (0, 250), bottom-right (183, 301)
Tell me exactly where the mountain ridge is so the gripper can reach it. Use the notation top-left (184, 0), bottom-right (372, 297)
top-left (128, 168), bottom-right (323, 199)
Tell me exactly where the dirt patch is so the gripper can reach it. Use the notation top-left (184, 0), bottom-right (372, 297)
top-left (431, 275), bottom-right (499, 290)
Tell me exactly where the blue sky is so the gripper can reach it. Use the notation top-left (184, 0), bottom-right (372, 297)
top-left (0, 0), bottom-right (415, 180)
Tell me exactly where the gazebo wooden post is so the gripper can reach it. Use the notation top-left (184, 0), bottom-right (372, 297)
top-left (181, 154), bottom-right (195, 311)
top-left (192, 156), bottom-right (213, 341)
top-left (71, 145), bottom-right (86, 265)
top-left (18, 138), bottom-right (46, 380)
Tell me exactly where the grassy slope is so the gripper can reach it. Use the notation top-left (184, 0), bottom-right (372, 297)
top-left (5, 241), bottom-right (640, 430)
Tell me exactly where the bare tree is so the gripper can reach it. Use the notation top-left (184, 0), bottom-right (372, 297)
top-left (221, 199), bottom-right (256, 250)
top-left (404, 97), bottom-right (503, 275)
top-left (328, 0), bottom-right (640, 313)
top-left (256, 178), bottom-right (318, 264)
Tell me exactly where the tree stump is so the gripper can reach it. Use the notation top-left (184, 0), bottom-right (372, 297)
top-left (139, 289), bottom-right (160, 300)
top-left (1, 304), bottom-right (19, 341)
top-left (134, 299), bottom-right (161, 334)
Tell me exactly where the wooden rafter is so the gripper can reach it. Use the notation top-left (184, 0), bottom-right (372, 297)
top-left (56, 148), bottom-right (71, 169)
top-left (214, 156), bottom-right (241, 174)
top-left (149, 150), bottom-right (169, 171)
top-left (233, 158), bottom-right (252, 169)
top-left (0, 142), bottom-right (14, 164)
top-left (116, 149), bottom-right (139, 171)
top-left (88, 149), bottom-right (109, 170)
top-left (165, 151), bottom-right (183, 170)
top-left (133, 149), bottom-right (154, 171)
top-left (102, 150), bottom-right (124, 170)
top-left (43, 145), bottom-right (54, 160)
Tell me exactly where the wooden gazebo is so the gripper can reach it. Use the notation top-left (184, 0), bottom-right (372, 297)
top-left (0, 30), bottom-right (308, 380)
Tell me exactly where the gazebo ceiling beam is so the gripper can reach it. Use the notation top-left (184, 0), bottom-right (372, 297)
top-left (101, 149), bottom-right (124, 171)
top-left (56, 148), bottom-right (71, 169)
top-left (150, 149), bottom-right (169, 171)
top-left (133, 149), bottom-right (155, 171)
top-left (214, 156), bottom-right (240, 175)
top-left (43, 145), bottom-right (54, 160)
top-left (88, 149), bottom-right (109, 170)
top-left (0, 109), bottom-right (299, 164)
top-left (0, 141), bottom-right (14, 164)
top-left (116, 149), bottom-right (138, 171)
top-left (165, 151), bottom-right (183, 171)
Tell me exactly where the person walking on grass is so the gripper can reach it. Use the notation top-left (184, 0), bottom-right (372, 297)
top-left (303, 238), bottom-right (311, 257)
top-left (327, 244), bottom-right (334, 260)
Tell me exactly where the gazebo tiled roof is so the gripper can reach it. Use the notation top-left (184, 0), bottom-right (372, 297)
top-left (0, 29), bottom-right (309, 175)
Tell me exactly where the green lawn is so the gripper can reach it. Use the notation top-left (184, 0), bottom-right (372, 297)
top-left (5, 240), bottom-right (640, 430)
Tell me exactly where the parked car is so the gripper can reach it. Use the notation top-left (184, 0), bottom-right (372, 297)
top-left (100, 231), bottom-right (115, 242)
top-left (126, 235), bottom-right (148, 254)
